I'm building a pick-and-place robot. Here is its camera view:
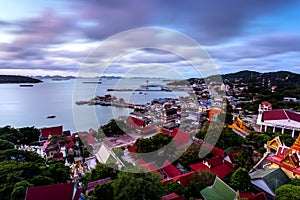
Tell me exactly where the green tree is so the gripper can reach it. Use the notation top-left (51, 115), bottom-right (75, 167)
top-left (0, 126), bottom-right (40, 145)
top-left (10, 187), bottom-right (25, 200)
top-left (10, 181), bottom-right (33, 200)
top-left (0, 149), bottom-right (44, 163)
top-left (277, 134), bottom-right (295, 147)
top-left (218, 112), bottom-right (233, 125)
top-left (186, 170), bottom-right (216, 198)
top-left (112, 172), bottom-right (164, 200)
top-left (233, 146), bottom-right (254, 170)
top-left (222, 172), bottom-right (233, 185)
top-left (229, 167), bottom-right (251, 192)
top-left (177, 142), bottom-right (213, 167)
top-left (135, 133), bottom-right (176, 165)
top-left (0, 161), bottom-right (41, 199)
top-left (196, 121), bottom-right (209, 140)
top-left (218, 127), bottom-right (246, 150)
top-left (90, 181), bottom-right (114, 200)
top-left (89, 163), bottom-right (118, 182)
top-left (291, 177), bottom-right (300, 186)
top-left (0, 126), bottom-right (20, 144)
top-left (275, 184), bottom-right (300, 200)
top-left (18, 127), bottom-right (40, 144)
top-left (30, 175), bottom-right (54, 186)
top-left (163, 181), bottom-right (186, 196)
top-left (135, 134), bottom-right (173, 153)
top-left (0, 139), bottom-right (14, 150)
top-left (48, 162), bottom-right (71, 184)
top-left (246, 132), bottom-right (271, 149)
top-left (99, 119), bottom-right (125, 137)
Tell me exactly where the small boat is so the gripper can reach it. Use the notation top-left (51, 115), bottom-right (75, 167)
top-left (19, 84), bottom-right (33, 87)
top-left (47, 115), bottom-right (56, 119)
top-left (82, 81), bottom-right (102, 84)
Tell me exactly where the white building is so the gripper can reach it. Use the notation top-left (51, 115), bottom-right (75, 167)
top-left (256, 103), bottom-right (300, 138)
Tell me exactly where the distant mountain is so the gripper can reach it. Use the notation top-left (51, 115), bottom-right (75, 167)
top-left (34, 75), bottom-right (76, 79)
top-left (0, 75), bottom-right (42, 84)
top-left (184, 70), bottom-right (300, 88)
top-left (221, 70), bottom-right (260, 80)
top-left (220, 70), bottom-right (300, 85)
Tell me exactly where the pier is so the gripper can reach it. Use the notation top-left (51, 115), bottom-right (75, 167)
top-left (75, 100), bottom-right (147, 109)
top-left (107, 88), bottom-right (172, 92)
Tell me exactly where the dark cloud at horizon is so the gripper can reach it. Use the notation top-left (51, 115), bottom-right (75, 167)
top-left (0, 0), bottom-right (300, 76)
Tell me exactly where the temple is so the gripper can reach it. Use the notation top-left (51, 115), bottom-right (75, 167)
top-left (265, 134), bottom-right (300, 178)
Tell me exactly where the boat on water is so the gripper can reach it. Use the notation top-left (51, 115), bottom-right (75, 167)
top-left (82, 81), bottom-right (102, 84)
top-left (19, 84), bottom-right (33, 87)
top-left (47, 115), bottom-right (56, 119)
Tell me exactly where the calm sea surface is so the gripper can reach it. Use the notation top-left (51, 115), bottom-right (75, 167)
top-left (0, 78), bottom-right (188, 133)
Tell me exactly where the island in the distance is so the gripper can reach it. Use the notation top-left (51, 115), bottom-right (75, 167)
top-left (0, 75), bottom-right (42, 84)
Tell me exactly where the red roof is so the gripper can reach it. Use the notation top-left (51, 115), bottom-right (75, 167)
top-left (77, 132), bottom-right (97, 144)
top-left (262, 101), bottom-right (272, 106)
top-left (189, 161), bottom-right (234, 179)
top-left (140, 126), bottom-right (156, 134)
top-left (171, 128), bottom-right (179, 137)
top-left (161, 193), bottom-right (184, 200)
top-left (162, 178), bottom-right (173, 185)
top-left (25, 183), bottom-right (81, 200)
top-left (104, 135), bottom-right (135, 148)
top-left (126, 116), bottom-right (145, 128)
top-left (291, 167), bottom-right (300, 175)
top-left (263, 109), bottom-right (300, 122)
top-left (162, 171), bottom-right (197, 187)
top-left (87, 177), bottom-right (111, 192)
top-left (201, 142), bottom-right (225, 157)
top-left (213, 147), bottom-right (225, 157)
top-left (141, 162), bottom-right (163, 178)
top-left (210, 163), bottom-right (234, 178)
top-left (172, 129), bottom-right (191, 147)
top-left (266, 156), bottom-right (282, 166)
top-left (189, 162), bottom-right (210, 172)
top-left (206, 156), bottom-right (223, 167)
top-left (240, 192), bottom-right (267, 200)
top-left (162, 161), bottom-right (181, 178)
top-left (128, 143), bottom-right (136, 152)
top-left (266, 156), bottom-right (297, 173)
top-left (161, 128), bottom-right (172, 135)
top-left (136, 158), bottom-right (147, 165)
top-left (276, 146), bottom-right (290, 159)
top-left (64, 136), bottom-right (75, 149)
top-left (286, 110), bottom-right (300, 122)
top-left (52, 152), bottom-right (63, 159)
top-left (263, 110), bottom-right (287, 121)
top-left (40, 126), bottom-right (63, 138)
top-left (172, 171), bottom-right (197, 187)
top-left (143, 162), bottom-right (159, 172)
top-left (291, 135), bottom-right (300, 152)
top-left (61, 132), bottom-right (97, 149)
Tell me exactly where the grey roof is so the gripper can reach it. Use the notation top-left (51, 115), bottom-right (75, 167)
top-left (250, 168), bottom-right (290, 195)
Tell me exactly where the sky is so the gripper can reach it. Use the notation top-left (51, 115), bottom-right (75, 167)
top-left (0, 0), bottom-right (300, 78)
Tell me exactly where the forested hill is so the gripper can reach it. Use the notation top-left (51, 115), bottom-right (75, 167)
top-left (220, 70), bottom-right (300, 84)
top-left (185, 70), bottom-right (300, 84)
top-left (0, 75), bottom-right (42, 83)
